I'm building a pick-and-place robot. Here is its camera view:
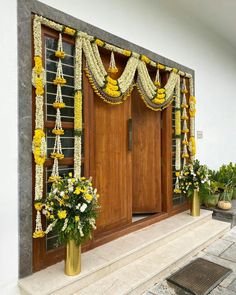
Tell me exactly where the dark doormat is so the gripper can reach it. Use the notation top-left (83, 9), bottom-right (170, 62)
top-left (167, 258), bottom-right (232, 295)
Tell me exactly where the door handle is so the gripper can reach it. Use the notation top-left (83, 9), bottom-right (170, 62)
top-left (128, 118), bottom-right (132, 151)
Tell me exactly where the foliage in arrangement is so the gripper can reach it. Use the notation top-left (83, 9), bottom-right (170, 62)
top-left (42, 173), bottom-right (99, 245)
top-left (209, 163), bottom-right (236, 202)
top-left (178, 160), bottom-right (210, 199)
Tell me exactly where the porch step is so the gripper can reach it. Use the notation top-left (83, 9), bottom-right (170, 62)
top-left (19, 210), bottom-right (225, 295)
top-left (77, 218), bottom-right (230, 295)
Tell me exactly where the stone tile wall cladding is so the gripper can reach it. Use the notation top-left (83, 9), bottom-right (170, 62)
top-left (18, 0), bottom-right (194, 278)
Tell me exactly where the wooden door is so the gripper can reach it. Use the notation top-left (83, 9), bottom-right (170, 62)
top-left (132, 88), bottom-right (162, 213)
top-left (85, 50), bottom-right (132, 234)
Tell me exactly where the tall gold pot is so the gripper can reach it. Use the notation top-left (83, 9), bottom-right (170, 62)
top-left (190, 189), bottom-right (200, 217)
top-left (65, 240), bottom-right (81, 276)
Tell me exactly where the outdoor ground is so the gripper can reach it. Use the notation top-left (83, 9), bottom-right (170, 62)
top-left (145, 225), bottom-right (236, 295)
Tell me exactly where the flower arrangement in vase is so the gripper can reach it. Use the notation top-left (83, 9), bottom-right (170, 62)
top-left (179, 160), bottom-right (210, 216)
top-left (40, 173), bottom-right (99, 275)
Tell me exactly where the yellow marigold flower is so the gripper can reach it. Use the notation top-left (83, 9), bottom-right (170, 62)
top-left (152, 97), bottom-right (165, 104)
top-left (106, 76), bottom-right (118, 85)
top-left (108, 66), bottom-right (118, 73)
top-left (95, 39), bottom-right (105, 47)
top-left (58, 210), bottom-right (67, 219)
top-left (106, 83), bottom-right (119, 91)
top-left (46, 211), bottom-right (50, 218)
top-left (74, 187), bottom-right (81, 195)
top-left (189, 110), bottom-right (196, 117)
top-left (122, 49), bottom-right (132, 57)
top-left (33, 230), bottom-right (45, 238)
top-left (53, 77), bottom-right (67, 85)
top-left (172, 68), bottom-right (179, 73)
top-left (50, 152), bottom-right (64, 160)
top-left (34, 56), bottom-right (43, 74)
top-left (50, 214), bottom-right (55, 220)
top-left (189, 96), bottom-right (196, 103)
top-left (68, 172), bottom-right (73, 177)
top-left (80, 177), bottom-right (86, 180)
top-left (175, 172), bottom-right (180, 177)
top-left (84, 194), bottom-right (93, 201)
top-left (181, 103), bottom-right (189, 108)
top-left (174, 189), bottom-right (181, 194)
top-left (55, 50), bottom-right (65, 58)
top-left (141, 55), bottom-right (151, 64)
top-left (182, 129), bottom-right (189, 134)
top-left (157, 88), bottom-right (165, 94)
top-left (34, 202), bottom-right (43, 211)
top-left (53, 102), bottom-right (65, 109)
top-left (35, 77), bottom-right (44, 96)
top-left (157, 63), bottom-right (165, 70)
top-left (75, 216), bottom-right (80, 222)
top-left (64, 27), bottom-right (76, 36)
top-left (181, 89), bottom-right (188, 94)
top-left (157, 93), bottom-right (166, 99)
top-left (104, 87), bottom-right (121, 98)
top-left (71, 178), bottom-right (76, 183)
top-left (59, 199), bottom-right (65, 206)
top-left (52, 129), bottom-right (64, 135)
top-left (154, 81), bottom-right (161, 87)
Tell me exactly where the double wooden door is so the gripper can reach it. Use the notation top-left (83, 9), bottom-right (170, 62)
top-left (84, 65), bottom-right (162, 235)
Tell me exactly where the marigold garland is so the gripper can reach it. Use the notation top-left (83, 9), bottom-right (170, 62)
top-left (32, 14), bottom-right (196, 217)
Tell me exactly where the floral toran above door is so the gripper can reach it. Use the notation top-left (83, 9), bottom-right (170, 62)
top-left (31, 14), bottom-right (196, 238)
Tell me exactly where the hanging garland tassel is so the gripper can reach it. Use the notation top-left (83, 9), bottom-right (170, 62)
top-left (49, 34), bottom-right (66, 182)
top-left (154, 67), bottom-right (161, 87)
top-left (174, 76), bottom-right (182, 194)
top-left (181, 78), bottom-right (189, 167)
top-left (108, 51), bottom-right (118, 73)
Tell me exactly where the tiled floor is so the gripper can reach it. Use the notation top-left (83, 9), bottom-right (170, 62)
top-left (145, 226), bottom-right (236, 295)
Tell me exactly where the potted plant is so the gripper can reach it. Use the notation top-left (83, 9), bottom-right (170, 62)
top-left (41, 173), bottom-right (100, 275)
top-left (210, 163), bottom-right (235, 210)
top-left (179, 160), bottom-right (210, 216)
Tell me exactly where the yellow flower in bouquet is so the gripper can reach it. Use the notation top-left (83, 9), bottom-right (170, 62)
top-left (58, 210), bottom-right (67, 219)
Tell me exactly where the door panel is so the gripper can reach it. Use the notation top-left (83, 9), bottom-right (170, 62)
top-left (91, 94), bottom-right (132, 233)
top-left (132, 88), bottom-right (162, 213)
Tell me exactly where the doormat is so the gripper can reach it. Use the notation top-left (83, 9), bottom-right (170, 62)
top-left (167, 258), bottom-right (232, 295)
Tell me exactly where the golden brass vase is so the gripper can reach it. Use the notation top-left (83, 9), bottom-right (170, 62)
top-left (65, 240), bottom-right (81, 276)
top-left (190, 189), bottom-right (200, 217)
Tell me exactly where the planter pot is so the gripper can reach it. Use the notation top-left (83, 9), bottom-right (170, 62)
top-left (204, 194), bottom-right (219, 208)
top-left (65, 240), bottom-right (81, 276)
top-left (232, 188), bottom-right (236, 200)
top-left (217, 200), bottom-right (232, 210)
top-left (190, 189), bottom-right (200, 217)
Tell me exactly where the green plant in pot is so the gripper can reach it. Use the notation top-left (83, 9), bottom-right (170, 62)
top-left (210, 163), bottom-right (236, 210)
top-left (179, 160), bottom-right (210, 216)
top-left (203, 179), bottom-right (220, 208)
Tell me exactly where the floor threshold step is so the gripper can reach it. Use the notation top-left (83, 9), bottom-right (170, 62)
top-left (19, 210), bottom-right (215, 295)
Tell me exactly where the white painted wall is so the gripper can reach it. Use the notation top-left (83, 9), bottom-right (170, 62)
top-left (1, 0), bottom-right (236, 293)
top-left (39, 0), bottom-right (236, 169)
top-left (0, 0), bottom-right (19, 294)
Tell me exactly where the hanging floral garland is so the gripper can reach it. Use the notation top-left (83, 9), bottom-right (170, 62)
top-left (74, 36), bottom-right (83, 179)
top-left (32, 16), bottom-right (47, 238)
top-left (32, 14), bottom-right (196, 215)
top-left (48, 34), bottom-right (66, 183)
top-left (173, 75), bottom-right (182, 193)
top-left (181, 78), bottom-right (190, 168)
top-left (188, 77), bottom-right (196, 160)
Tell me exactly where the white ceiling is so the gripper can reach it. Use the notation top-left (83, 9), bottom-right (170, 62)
top-left (176, 0), bottom-right (236, 49)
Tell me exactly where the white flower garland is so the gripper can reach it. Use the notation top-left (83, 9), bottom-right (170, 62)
top-left (74, 36), bottom-right (83, 179)
top-left (32, 14), bottom-right (196, 216)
